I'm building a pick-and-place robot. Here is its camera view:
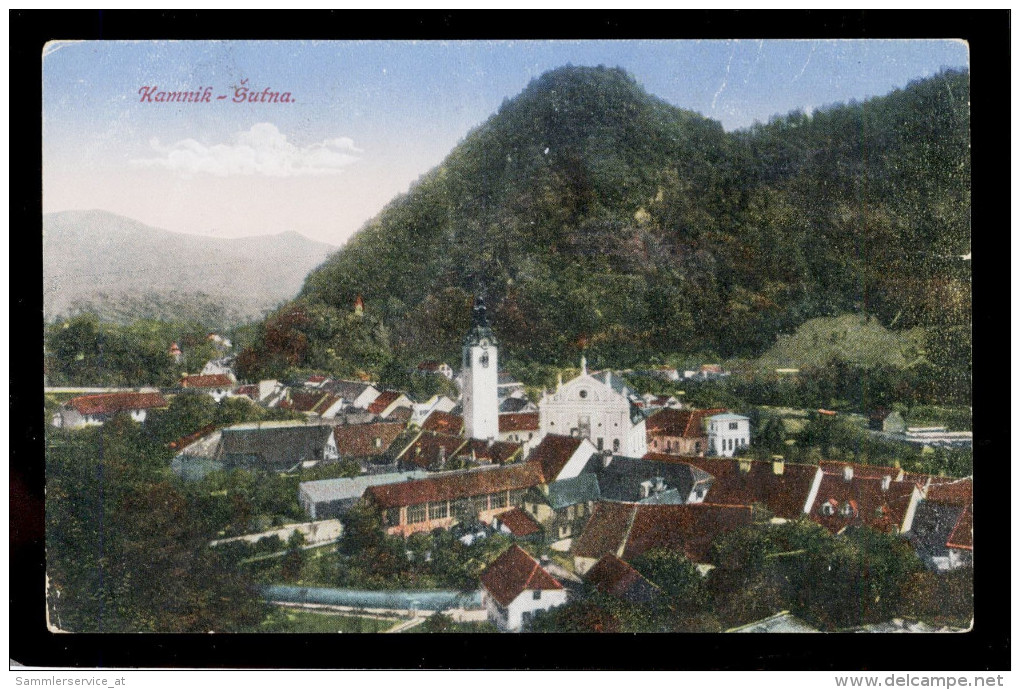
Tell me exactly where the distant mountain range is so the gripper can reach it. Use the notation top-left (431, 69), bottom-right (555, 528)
top-left (43, 210), bottom-right (336, 326)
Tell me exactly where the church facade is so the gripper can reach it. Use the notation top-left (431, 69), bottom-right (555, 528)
top-left (538, 359), bottom-right (648, 457)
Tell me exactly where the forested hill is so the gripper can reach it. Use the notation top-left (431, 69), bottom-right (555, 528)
top-left (242, 66), bottom-right (970, 386)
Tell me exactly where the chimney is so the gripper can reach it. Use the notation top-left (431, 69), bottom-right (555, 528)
top-left (842, 466), bottom-right (854, 483)
top-left (881, 475), bottom-right (892, 491)
top-left (772, 458), bottom-right (785, 475)
top-left (557, 373), bottom-right (563, 391)
top-left (601, 450), bottom-right (612, 468)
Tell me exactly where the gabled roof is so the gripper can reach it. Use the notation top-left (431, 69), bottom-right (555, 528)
top-left (323, 379), bottom-right (378, 402)
top-left (528, 434), bottom-right (586, 482)
top-left (461, 439), bottom-right (524, 465)
top-left (333, 422), bottom-right (406, 458)
top-left (809, 473), bottom-right (919, 533)
top-left (219, 424), bottom-right (333, 470)
top-left (422, 410), bottom-right (464, 434)
top-left (499, 412), bottom-right (539, 433)
top-left (945, 507), bottom-right (972, 551)
top-left (706, 412), bottom-right (749, 422)
top-left (494, 507), bottom-right (542, 537)
top-left (545, 473), bottom-right (601, 510)
top-left (285, 390), bottom-right (335, 413)
top-left (168, 423), bottom-right (218, 450)
top-left (820, 461), bottom-right (904, 481)
top-left (67, 392), bottom-right (168, 416)
top-left (499, 397), bottom-right (534, 414)
top-left (924, 478), bottom-right (973, 506)
top-left (368, 390), bottom-right (407, 415)
top-left (573, 503), bottom-right (753, 564)
top-left (479, 545), bottom-right (563, 607)
top-left (180, 374), bottom-right (233, 389)
top-left (233, 384), bottom-right (259, 399)
top-left (365, 462), bottom-right (545, 509)
top-left (646, 408), bottom-right (721, 438)
top-left (681, 456), bottom-right (821, 520)
top-left (585, 554), bottom-right (659, 604)
top-left (596, 455), bottom-right (713, 504)
top-left (398, 433), bottom-right (468, 470)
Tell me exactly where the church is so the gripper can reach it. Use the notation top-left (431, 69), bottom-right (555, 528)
top-left (461, 294), bottom-right (501, 442)
top-left (537, 358), bottom-right (648, 457)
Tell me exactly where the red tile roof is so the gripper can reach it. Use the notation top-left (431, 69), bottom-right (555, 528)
top-left (333, 422), bottom-right (406, 458)
top-left (398, 433), bottom-right (468, 470)
top-left (387, 406), bottom-right (413, 424)
top-left (499, 412), bottom-right (540, 433)
top-left (924, 478), bottom-right (973, 505)
top-left (585, 554), bottom-right (657, 600)
top-left (286, 390), bottom-right (333, 413)
top-left (680, 456), bottom-right (821, 520)
top-left (480, 545), bottom-right (563, 607)
top-left (528, 434), bottom-right (586, 482)
top-left (820, 461), bottom-right (903, 481)
top-left (307, 375), bottom-right (326, 383)
top-left (573, 502), bottom-right (753, 564)
top-left (462, 439), bottom-right (524, 465)
top-left (809, 473), bottom-right (919, 534)
top-left (646, 408), bottom-right (720, 438)
top-left (367, 390), bottom-right (405, 415)
top-left (68, 392), bottom-right (168, 416)
top-left (494, 507), bottom-right (542, 537)
top-left (233, 384), bottom-right (259, 399)
top-left (365, 462), bottom-right (545, 509)
top-left (945, 507), bottom-right (973, 551)
top-left (422, 411), bottom-right (464, 434)
top-left (311, 394), bottom-right (342, 415)
top-left (180, 374), bottom-right (233, 389)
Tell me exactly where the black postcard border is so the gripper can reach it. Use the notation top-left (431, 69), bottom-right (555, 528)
top-left (10, 9), bottom-right (1010, 671)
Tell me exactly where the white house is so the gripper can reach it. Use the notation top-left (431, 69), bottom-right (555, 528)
top-left (479, 545), bottom-right (567, 632)
top-left (325, 380), bottom-right (382, 411)
top-left (52, 392), bottom-right (169, 429)
top-left (180, 373), bottom-right (235, 403)
top-left (707, 413), bottom-right (751, 457)
top-left (411, 394), bottom-right (458, 425)
top-left (538, 358), bottom-right (647, 457)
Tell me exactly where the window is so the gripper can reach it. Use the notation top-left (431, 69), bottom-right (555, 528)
top-left (374, 437), bottom-right (382, 448)
top-left (613, 439), bottom-right (620, 452)
top-left (509, 488), bottom-right (526, 506)
top-left (729, 422), bottom-right (739, 430)
top-left (480, 352), bottom-right (490, 368)
top-left (579, 390), bottom-right (588, 399)
top-left (407, 503), bottom-right (427, 523)
top-left (491, 492), bottom-right (508, 509)
top-left (532, 590), bottom-right (541, 601)
top-left (558, 525), bottom-right (570, 538)
top-left (567, 505), bottom-right (575, 520)
top-left (429, 501), bottom-right (448, 520)
top-left (597, 437), bottom-right (604, 450)
top-left (383, 508), bottom-right (401, 527)
top-left (821, 503), bottom-right (835, 516)
top-left (452, 498), bottom-right (472, 519)
top-left (473, 495), bottom-right (489, 513)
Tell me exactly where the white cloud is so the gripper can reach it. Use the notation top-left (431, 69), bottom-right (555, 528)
top-left (131, 123), bottom-right (363, 177)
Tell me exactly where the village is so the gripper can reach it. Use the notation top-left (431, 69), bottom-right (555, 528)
top-left (47, 294), bottom-right (973, 633)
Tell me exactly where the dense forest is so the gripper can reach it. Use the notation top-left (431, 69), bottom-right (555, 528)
top-left (231, 66), bottom-right (969, 402)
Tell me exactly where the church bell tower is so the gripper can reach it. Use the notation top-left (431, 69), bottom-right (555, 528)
top-left (462, 294), bottom-right (500, 441)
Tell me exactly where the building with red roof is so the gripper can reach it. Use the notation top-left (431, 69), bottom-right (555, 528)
top-left (180, 373), bottom-right (235, 402)
top-left (678, 456), bottom-right (824, 520)
top-left (807, 465), bottom-right (923, 535)
top-left (645, 408), bottom-right (723, 456)
top-left (491, 507), bottom-right (543, 539)
top-left (364, 462), bottom-right (546, 537)
top-left (585, 554), bottom-right (660, 605)
top-left (421, 410), bottom-right (464, 435)
top-left (572, 502), bottom-right (754, 574)
top-left (527, 434), bottom-right (599, 483)
top-left (908, 477), bottom-right (972, 571)
top-left (53, 391), bottom-right (169, 429)
top-left (367, 390), bottom-right (412, 418)
top-left (479, 545), bottom-right (566, 631)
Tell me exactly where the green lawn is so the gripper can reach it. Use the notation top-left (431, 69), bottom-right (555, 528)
top-left (256, 606), bottom-right (399, 633)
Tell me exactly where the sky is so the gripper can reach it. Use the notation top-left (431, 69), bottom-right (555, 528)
top-left (42, 39), bottom-right (969, 246)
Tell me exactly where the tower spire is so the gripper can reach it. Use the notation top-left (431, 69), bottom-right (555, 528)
top-left (581, 355), bottom-right (587, 375)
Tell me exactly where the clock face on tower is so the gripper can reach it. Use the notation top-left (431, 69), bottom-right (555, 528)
top-left (480, 338), bottom-right (489, 349)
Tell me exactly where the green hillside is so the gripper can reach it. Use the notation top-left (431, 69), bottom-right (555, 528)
top-left (238, 65), bottom-right (970, 401)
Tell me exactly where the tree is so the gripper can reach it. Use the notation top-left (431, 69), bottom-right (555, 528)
top-left (629, 548), bottom-right (707, 611)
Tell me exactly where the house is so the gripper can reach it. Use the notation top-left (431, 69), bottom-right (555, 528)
top-left (726, 611), bottom-right (820, 633)
top-left (366, 390), bottom-right (413, 419)
top-left (679, 456), bottom-right (824, 521)
top-left (499, 396), bottom-right (537, 414)
top-left (52, 392), bottom-right (169, 429)
top-left (298, 470), bottom-right (429, 520)
top-left (523, 473), bottom-right (602, 546)
top-left (281, 389), bottom-right (345, 418)
top-left (571, 502), bottom-right (754, 575)
top-left (216, 422), bottom-right (337, 472)
top-left (180, 373), bottom-right (235, 402)
top-left (527, 434), bottom-right (599, 483)
top-left (869, 410), bottom-right (907, 433)
top-left (411, 394), bottom-right (458, 425)
top-left (363, 462), bottom-right (546, 537)
top-left (490, 507), bottom-right (543, 540)
top-left (706, 413), bottom-right (751, 457)
top-left (639, 393), bottom-right (682, 410)
top-left (168, 342), bottom-right (183, 364)
top-left (201, 356), bottom-right (235, 378)
top-left (459, 438), bottom-right (525, 466)
top-left (645, 408), bottom-right (725, 456)
top-left (332, 422), bottom-right (408, 470)
top-left (207, 333), bottom-right (232, 350)
top-left (807, 464), bottom-right (923, 535)
top-left (584, 554), bottom-right (660, 605)
top-left (417, 361), bottom-right (454, 379)
top-left (498, 412), bottom-right (541, 453)
top-left (322, 380), bottom-right (382, 411)
top-left (907, 478), bottom-right (972, 571)
top-left (229, 379), bottom-right (288, 407)
top-left (479, 545), bottom-right (567, 631)
top-left (170, 428), bottom-right (225, 481)
top-left (538, 358), bottom-right (648, 457)
top-left (593, 455), bottom-right (714, 505)
top-left (421, 410), bottom-right (464, 435)
top-left (395, 433), bottom-right (468, 471)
